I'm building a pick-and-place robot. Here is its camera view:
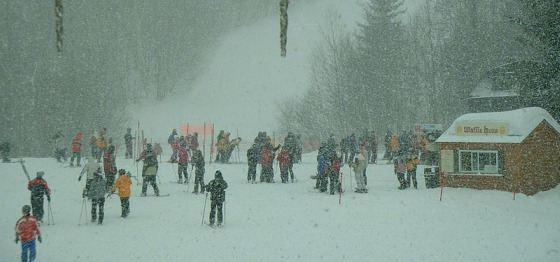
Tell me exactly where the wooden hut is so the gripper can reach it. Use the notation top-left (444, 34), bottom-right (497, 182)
top-left (436, 107), bottom-right (560, 195)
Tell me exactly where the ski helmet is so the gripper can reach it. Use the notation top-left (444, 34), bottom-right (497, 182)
top-left (36, 171), bottom-right (44, 177)
top-left (22, 205), bottom-right (31, 214)
top-left (118, 169), bottom-right (126, 175)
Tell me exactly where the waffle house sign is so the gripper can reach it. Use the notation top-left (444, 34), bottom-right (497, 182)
top-left (455, 121), bottom-right (507, 136)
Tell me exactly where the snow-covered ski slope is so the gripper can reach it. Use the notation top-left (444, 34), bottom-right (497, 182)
top-left (1, 153), bottom-right (559, 262)
top-left (130, 0), bottom-right (365, 143)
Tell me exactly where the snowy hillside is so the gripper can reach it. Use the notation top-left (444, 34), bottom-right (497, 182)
top-left (129, 0), bottom-right (365, 144)
top-left (2, 153), bottom-right (559, 262)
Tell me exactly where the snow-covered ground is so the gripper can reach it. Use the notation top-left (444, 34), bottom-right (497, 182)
top-left (4, 1), bottom-right (560, 261)
top-left (1, 150), bottom-right (559, 262)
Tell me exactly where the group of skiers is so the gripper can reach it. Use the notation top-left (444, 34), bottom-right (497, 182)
top-left (382, 129), bottom-right (442, 166)
top-left (215, 130), bottom-right (242, 164)
top-left (246, 131), bottom-right (302, 184)
top-left (340, 130), bottom-right (378, 165)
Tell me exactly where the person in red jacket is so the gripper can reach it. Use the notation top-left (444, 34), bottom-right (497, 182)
top-left (28, 171), bottom-right (51, 222)
top-left (70, 132), bottom-right (83, 167)
top-left (177, 142), bottom-right (189, 183)
top-left (15, 205), bottom-right (42, 262)
top-left (260, 147), bottom-right (275, 183)
top-left (277, 146), bottom-right (290, 183)
top-left (327, 151), bottom-right (342, 195)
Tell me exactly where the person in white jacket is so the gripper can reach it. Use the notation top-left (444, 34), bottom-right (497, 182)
top-left (78, 157), bottom-right (102, 196)
top-left (350, 146), bottom-right (368, 193)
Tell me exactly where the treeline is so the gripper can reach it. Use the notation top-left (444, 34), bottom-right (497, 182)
top-left (0, 0), bottom-right (278, 156)
top-left (278, 0), bottom-right (559, 142)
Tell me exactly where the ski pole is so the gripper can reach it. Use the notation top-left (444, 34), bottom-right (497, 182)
top-left (79, 197), bottom-right (87, 225)
top-left (136, 162), bottom-right (139, 186)
top-left (201, 192), bottom-right (209, 226)
top-left (223, 191), bottom-right (226, 226)
top-left (47, 201), bottom-right (55, 225)
top-left (338, 172), bottom-right (343, 205)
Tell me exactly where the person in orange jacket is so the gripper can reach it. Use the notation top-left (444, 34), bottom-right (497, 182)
top-left (15, 205), bottom-right (42, 262)
top-left (70, 132), bottom-right (83, 167)
top-left (111, 169), bottom-right (132, 218)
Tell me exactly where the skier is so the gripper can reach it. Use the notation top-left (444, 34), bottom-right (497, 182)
top-left (177, 141), bottom-right (189, 183)
top-left (350, 149), bottom-right (368, 193)
top-left (96, 128), bottom-right (108, 162)
top-left (111, 169), bottom-right (132, 218)
top-left (277, 146), bottom-right (290, 183)
top-left (327, 151), bottom-right (341, 195)
top-left (27, 171), bottom-right (51, 222)
top-left (340, 136), bottom-right (349, 163)
top-left (368, 130), bottom-right (378, 164)
top-left (103, 145), bottom-right (117, 192)
top-left (283, 132), bottom-right (297, 181)
top-left (215, 130), bottom-right (226, 162)
top-left (168, 129), bottom-right (179, 163)
top-left (383, 130), bottom-right (392, 160)
top-left (89, 132), bottom-right (98, 158)
top-left (124, 128), bottom-right (134, 159)
top-left (295, 134), bottom-right (302, 163)
top-left (315, 144), bottom-right (329, 192)
top-left (246, 143), bottom-right (259, 183)
top-left (70, 132), bottom-right (83, 167)
top-left (189, 132), bottom-right (199, 151)
top-left (87, 171), bottom-right (106, 224)
top-left (406, 155), bottom-right (419, 189)
top-left (191, 148), bottom-right (206, 194)
top-left (205, 170), bottom-right (228, 227)
top-left (1, 141), bottom-right (12, 162)
top-left (136, 143), bottom-right (160, 196)
top-left (260, 146), bottom-right (275, 183)
top-left (216, 132), bottom-right (230, 163)
top-left (52, 131), bottom-right (66, 162)
top-left (15, 205), bottom-right (42, 262)
top-left (79, 157), bottom-right (102, 196)
top-left (395, 154), bottom-right (408, 190)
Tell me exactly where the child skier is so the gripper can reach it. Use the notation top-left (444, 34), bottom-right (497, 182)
top-left (15, 205), bottom-right (42, 262)
top-left (111, 169), bottom-right (132, 217)
top-left (205, 170), bottom-right (228, 227)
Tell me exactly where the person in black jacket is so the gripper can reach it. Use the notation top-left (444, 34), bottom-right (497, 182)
top-left (206, 170), bottom-right (228, 227)
top-left (191, 148), bottom-right (205, 194)
top-left (87, 171), bottom-right (106, 224)
top-left (27, 171), bottom-right (51, 222)
top-left (136, 143), bottom-right (160, 196)
top-left (246, 143), bottom-right (259, 183)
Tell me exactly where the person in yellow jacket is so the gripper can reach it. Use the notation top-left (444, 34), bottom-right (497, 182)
top-left (389, 133), bottom-right (399, 163)
top-left (96, 128), bottom-right (108, 161)
top-left (406, 155), bottom-right (419, 189)
top-left (111, 169), bottom-right (132, 218)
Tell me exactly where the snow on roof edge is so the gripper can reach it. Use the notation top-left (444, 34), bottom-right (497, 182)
top-left (437, 107), bottom-right (560, 144)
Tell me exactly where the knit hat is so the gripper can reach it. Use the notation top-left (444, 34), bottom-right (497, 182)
top-left (36, 171), bottom-right (44, 177)
top-left (215, 170), bottom-right (223, 179)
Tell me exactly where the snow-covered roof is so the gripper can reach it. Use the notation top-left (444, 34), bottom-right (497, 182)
top-left (469, 77), bottom-right (518, 98)
top-left (437, 107), bottom-right (560, 144)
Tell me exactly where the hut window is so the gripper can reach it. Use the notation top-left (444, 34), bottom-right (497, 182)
top-left (458, 150), bottom-right (499, 174)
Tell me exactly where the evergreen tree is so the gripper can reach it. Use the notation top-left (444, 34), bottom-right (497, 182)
top-left (354, 0), bottom-right (407, 130)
